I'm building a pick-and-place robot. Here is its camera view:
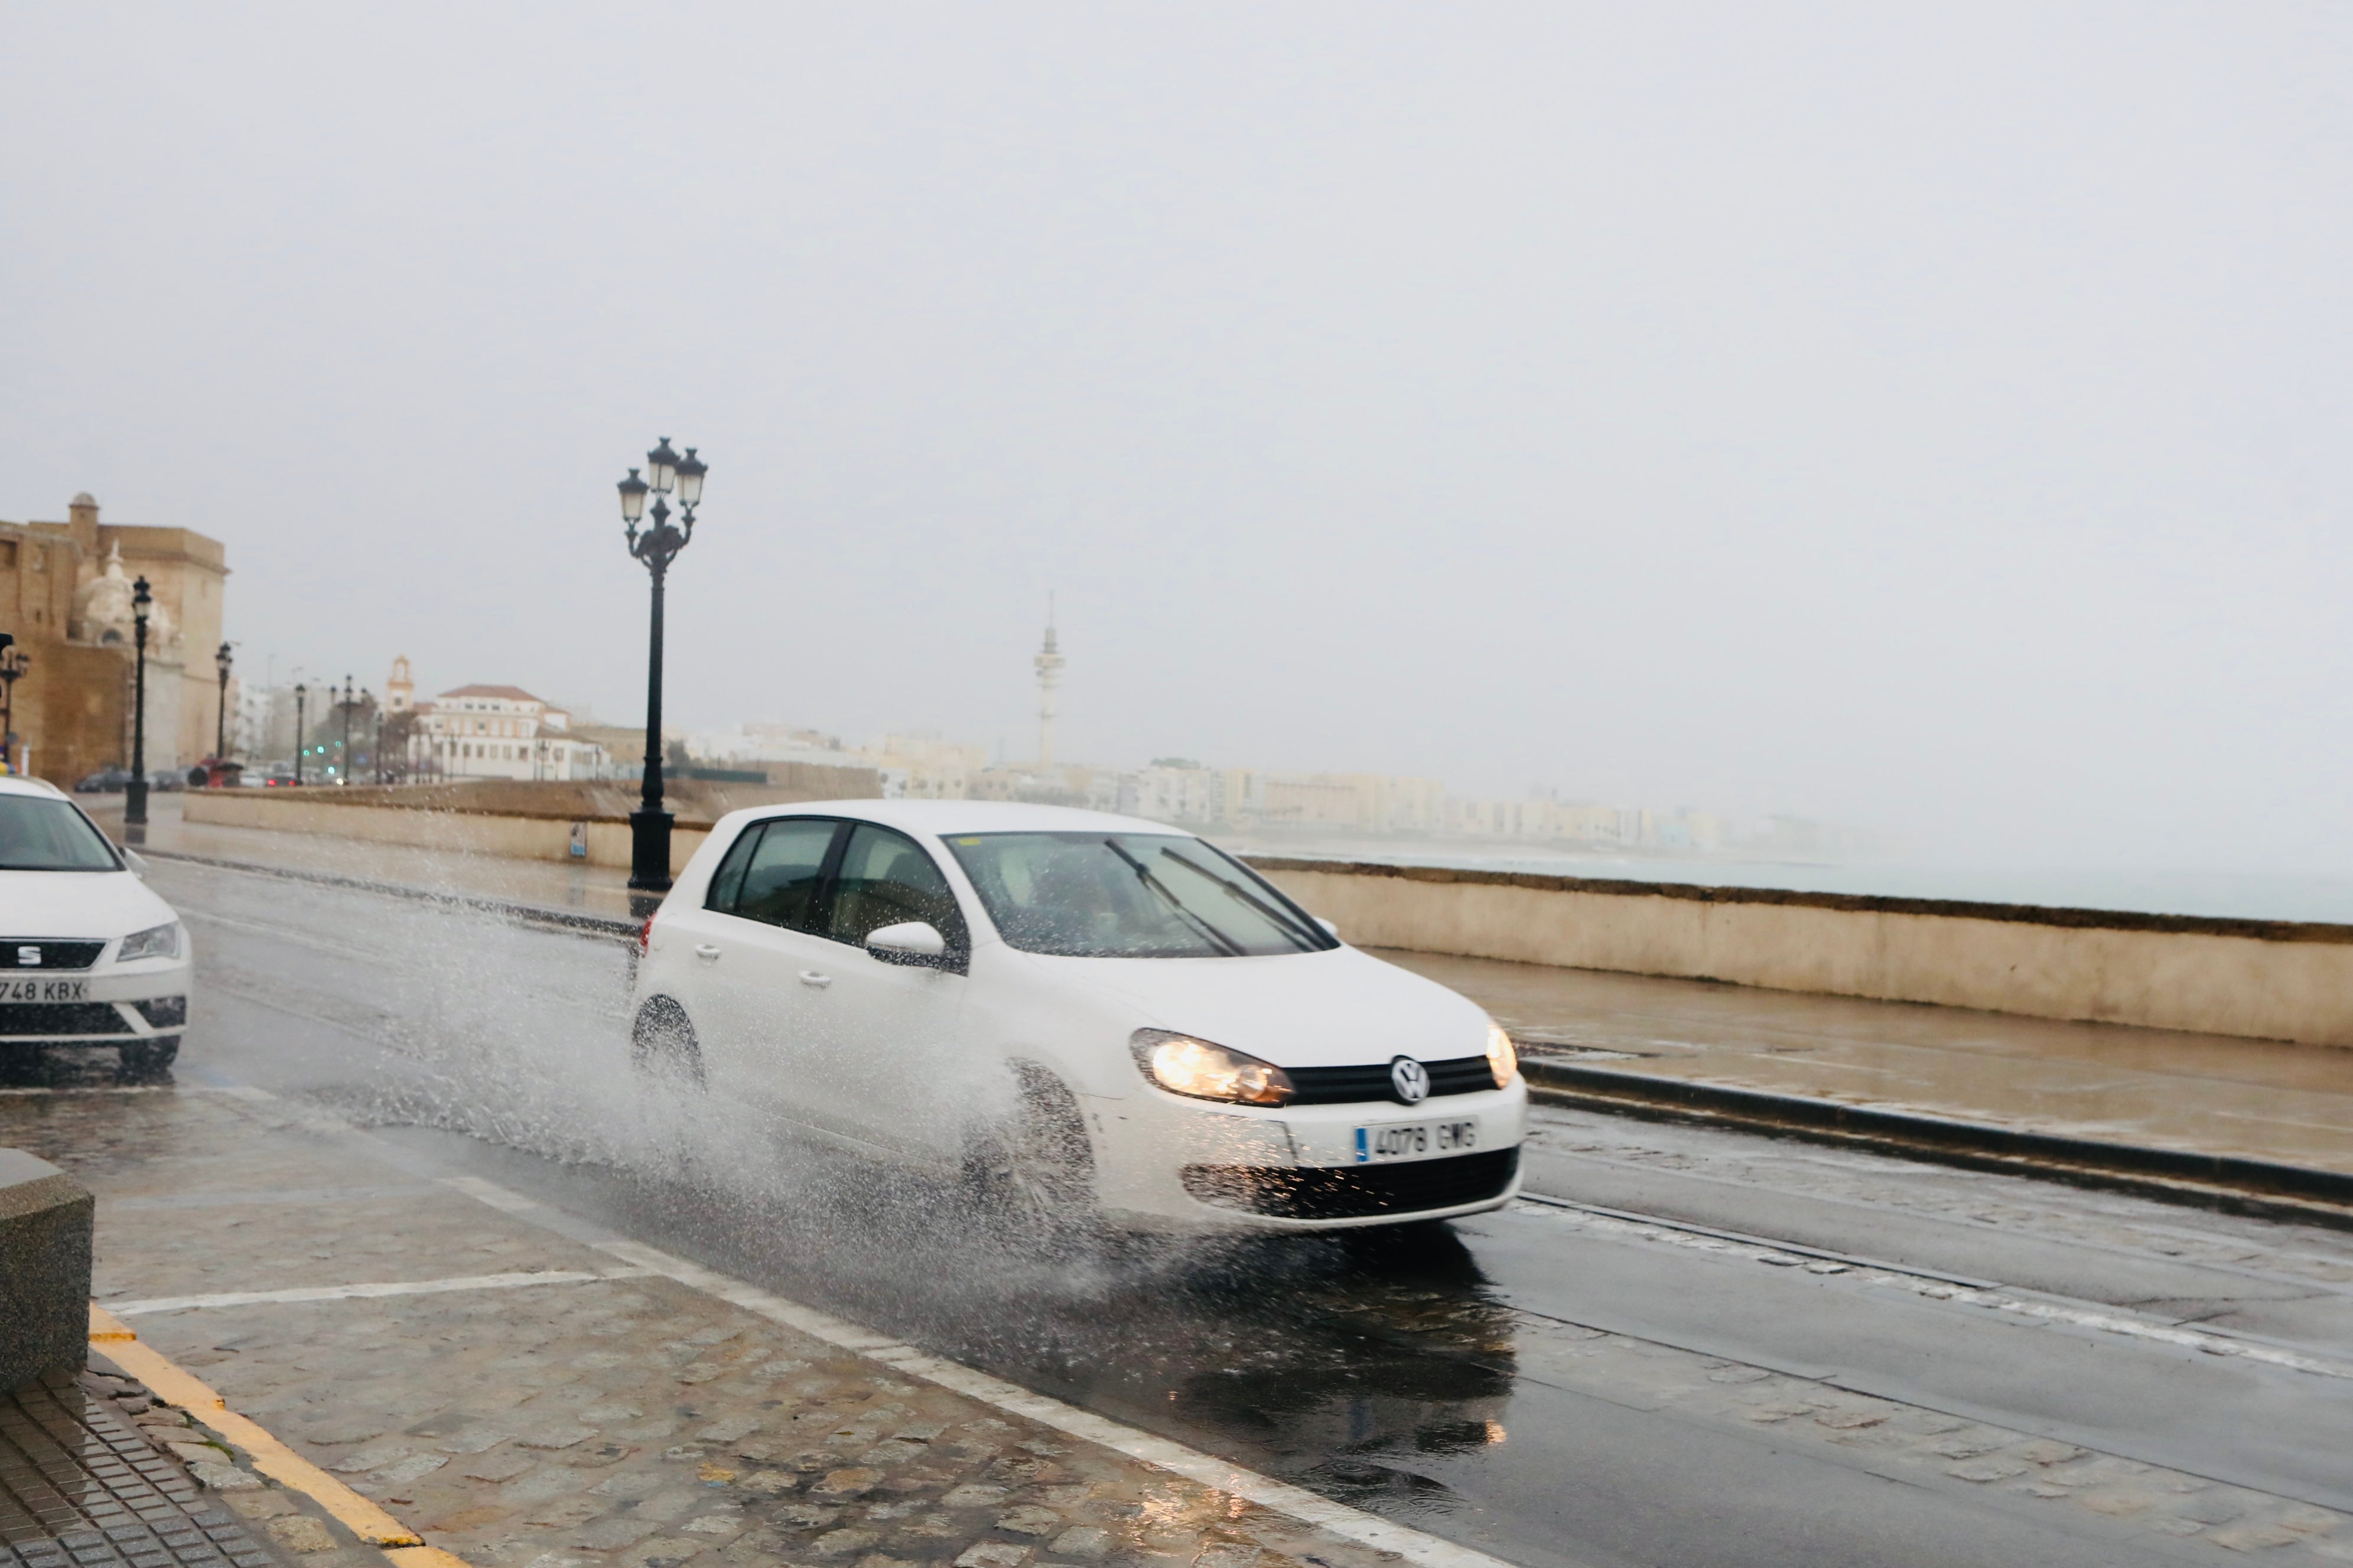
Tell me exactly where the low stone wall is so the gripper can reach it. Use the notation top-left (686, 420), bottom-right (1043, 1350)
top-left (1251, 859), bottom-right (2353, 1047)
top-left (0, 1148), bottom-right (93, 1390)
top-left (185, 791), bottom-right (713, 876)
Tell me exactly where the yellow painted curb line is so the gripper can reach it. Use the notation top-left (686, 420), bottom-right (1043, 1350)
top-left (89, 1304), bottom-right (464, 1562)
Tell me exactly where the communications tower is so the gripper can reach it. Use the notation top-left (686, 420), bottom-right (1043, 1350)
top-left (1033, 598), bottom-right (1065, 767)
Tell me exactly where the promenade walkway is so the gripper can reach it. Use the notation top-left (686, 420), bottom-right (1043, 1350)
top-left (88, 795), bottom-right (2353, 1191)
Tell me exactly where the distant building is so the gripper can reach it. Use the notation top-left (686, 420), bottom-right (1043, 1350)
top-left (0, 493), bottom-right (231, 783)
top-left (409, 680), bottom-right (607, 781)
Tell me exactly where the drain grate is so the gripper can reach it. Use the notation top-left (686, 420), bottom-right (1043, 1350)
top-left (0, 1373), bottom-right (275, 1568)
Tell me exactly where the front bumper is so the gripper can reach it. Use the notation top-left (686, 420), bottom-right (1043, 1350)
top-left (1087, 1076), bottom-right (1529, 1232)
top-left (0, 961), bottom-right (193, 1047)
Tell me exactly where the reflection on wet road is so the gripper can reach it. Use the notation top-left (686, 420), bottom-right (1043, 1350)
top-left (19, 856), bottom-right (2353, 1568)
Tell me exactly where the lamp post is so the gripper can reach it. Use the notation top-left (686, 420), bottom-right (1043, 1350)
top-left (616, 437), bottom-right (708, 914)
top-left (294, 683), bottom-right (308, 785)
top-left (0, 637), bottom-right (27, 777)
top-left (336, 675), bottom-right (356, 785)
top-left (126, 575), bottom-right (153, 834)
top-left (214, 643), bottom-right (234, 768)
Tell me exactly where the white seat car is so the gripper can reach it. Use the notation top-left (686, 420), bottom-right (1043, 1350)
top-left (633, 801), bottom-right (1526, 1231)
top-left (0, 775), bottom-right (192, 1077)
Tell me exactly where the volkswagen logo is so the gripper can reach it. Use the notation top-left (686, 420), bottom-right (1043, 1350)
top-left (1389, 1056), bottom-right (1430, 1105)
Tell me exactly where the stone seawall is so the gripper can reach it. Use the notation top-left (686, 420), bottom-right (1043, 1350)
top-left (1251, 858), bottom-right (2353, 1048)
top-left (184, 790), bottom-right (715, 876)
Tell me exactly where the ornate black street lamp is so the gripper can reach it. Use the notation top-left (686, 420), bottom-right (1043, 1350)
top-left (294, 683), bottom-right (308, 785)
top-left (126, 575), bottom-right (153, 834)
top-left (214, 643), bottom-right (234, 766)
top-left (616, 437), bottom-right (708, 912)
top-left (0, 637), bottom-right (28, 777)
top-left (336, 674), bottom-right (356, 785)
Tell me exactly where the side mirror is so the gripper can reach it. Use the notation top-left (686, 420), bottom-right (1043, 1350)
top-left (867, 920), bottom-right (947, 967)
top-left (1314, 917), bottom-right (1340, 938)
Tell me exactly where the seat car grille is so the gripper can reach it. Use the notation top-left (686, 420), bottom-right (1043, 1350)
top-left (1181, 1148), bottom-right (1519, 1220)
top-left (1284, 1054), bottom-right (1495, 1106)
top-left (1, 940), bottom-right (108, 972)
top-left (0, 1003), bottom-right (132, 1037)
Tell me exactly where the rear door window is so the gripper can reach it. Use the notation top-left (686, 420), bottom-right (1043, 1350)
top-left (825, 824), bottom-right (967, 952)
top-left (719, 817), bottom-right (842, 934)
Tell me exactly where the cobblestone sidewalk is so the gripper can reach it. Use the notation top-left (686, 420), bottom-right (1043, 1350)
top-left (4, 1090), bottom-right (1449, 1568)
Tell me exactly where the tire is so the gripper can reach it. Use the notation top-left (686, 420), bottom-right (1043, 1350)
top-left (963, 1064), bottom-right (1096, 1243)
top-left (630, 996), bottom-right (704, 1088)
top-left (118, 1036), bottom-right (180, 1080)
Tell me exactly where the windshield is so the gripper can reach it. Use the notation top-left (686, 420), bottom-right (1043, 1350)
top-left (0, 795), bottom-right (124, 872)
top-left (945, 831), bottom-right (1338, 958)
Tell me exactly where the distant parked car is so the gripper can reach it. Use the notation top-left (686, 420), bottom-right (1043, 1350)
top-left (74, 768), bottom-right (134, 794)
top-left (0, 774), bottom-right (191, 1077)
top-left (145, 771), bottom-right (185, 794)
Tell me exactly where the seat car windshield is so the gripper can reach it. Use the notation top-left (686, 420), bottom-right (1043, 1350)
top-left (945, 832), bottom-right (1337, 958)
top-left (0, 795), bottom-right (123, 872)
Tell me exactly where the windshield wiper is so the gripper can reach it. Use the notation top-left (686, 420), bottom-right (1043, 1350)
top-left (1156, 848), bottom-right (1325, 950)
top-left (1104, 837), bottom-right (1246, 956)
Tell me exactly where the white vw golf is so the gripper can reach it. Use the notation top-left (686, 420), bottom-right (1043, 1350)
top-left (632, 801), bottom-right (1527, 1231)
top-left (0, 774), bottom-right (192, 1077)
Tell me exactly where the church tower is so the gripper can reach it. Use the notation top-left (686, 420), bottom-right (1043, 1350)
top-left (386, 656), bottom-right (414, 713)
top-left (1033, 599), bottom-right (1064, 768)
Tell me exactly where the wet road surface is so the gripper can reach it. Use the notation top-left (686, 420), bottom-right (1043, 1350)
top-left (16, 857), bottom-right (2353, 1567)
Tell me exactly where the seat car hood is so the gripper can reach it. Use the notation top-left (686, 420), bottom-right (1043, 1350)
top-left (0, 869), bottom-right (178, 938)
top-left (1031, 945), bottom-right (1490, 1068)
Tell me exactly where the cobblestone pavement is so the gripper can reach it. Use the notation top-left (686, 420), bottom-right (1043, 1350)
top-left (4, 1090), bottom-right (1455, 1568)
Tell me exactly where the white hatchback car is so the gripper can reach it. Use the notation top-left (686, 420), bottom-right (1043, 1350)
top-left (633, 801), bottom-right (1527, 1231)
top-left (0, 775), bottom-right (192, 1076)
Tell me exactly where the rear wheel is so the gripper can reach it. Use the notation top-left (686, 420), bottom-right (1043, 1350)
top-left (118, 1037), bottom-right (180, 1080)
top-left (630, 997), bottom-right (704, 1088)
top-left (963, 1064), bottom-right (1096, 1244)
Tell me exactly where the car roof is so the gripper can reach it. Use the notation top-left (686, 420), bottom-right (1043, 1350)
top-left (718, 798), bottom-right (1200, 842)
top-left (0, 775), bottom-right (69, 800)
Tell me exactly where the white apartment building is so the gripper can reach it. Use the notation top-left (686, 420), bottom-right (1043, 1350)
top-left (411, 683), bottom-right (607, 781)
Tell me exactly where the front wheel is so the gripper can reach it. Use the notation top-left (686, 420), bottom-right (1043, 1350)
top-left (962, 1064), bottom-right (1096, 1246)
top-left (118, 1036), bottom-right (180, 1080)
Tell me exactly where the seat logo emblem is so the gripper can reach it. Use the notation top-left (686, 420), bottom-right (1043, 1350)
top-left (1390, 1057), bottom-right (1430, 1105)
top-left (17, 947), bottom-right (38, 967)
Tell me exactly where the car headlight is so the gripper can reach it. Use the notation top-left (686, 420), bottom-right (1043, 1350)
top-left (1131, 1029), bottom-right (1294, 1107)
top-left (1486, 1021), bottom-right (1518, 1088)
top-left (118, 922), bottom-right (181, 963)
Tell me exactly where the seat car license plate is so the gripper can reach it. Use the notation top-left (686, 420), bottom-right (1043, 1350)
top-left (1, 977), bottom-right (89, 1003)
top-left (1355, 1119), bottom-right (1477, 1163)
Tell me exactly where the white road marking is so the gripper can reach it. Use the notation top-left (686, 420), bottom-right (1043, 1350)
top-left (435, 1175), bottom-right (1535, 1568)
top-left (107, 1267), bottom-right (658, 1316)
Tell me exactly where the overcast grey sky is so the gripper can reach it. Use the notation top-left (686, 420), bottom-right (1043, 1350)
top-left (4, 3), bottom-right (2348, 871)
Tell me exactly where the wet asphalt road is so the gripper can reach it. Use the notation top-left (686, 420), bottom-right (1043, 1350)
top-left (26, 858), bottom-right (2353, 1567)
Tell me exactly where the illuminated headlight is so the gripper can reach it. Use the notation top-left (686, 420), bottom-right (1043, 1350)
top-left (117, 922), bottom-right (182, 963)
top-left (1131, 1029), bottom-right (1294, 1107)
top-left (1486, 1021), bottom-right (1519, 1088)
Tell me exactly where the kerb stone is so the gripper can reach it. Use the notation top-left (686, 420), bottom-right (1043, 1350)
top-left (0, 1146), bottom-right (95, 1391)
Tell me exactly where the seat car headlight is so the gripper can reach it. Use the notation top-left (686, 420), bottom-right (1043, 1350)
top-left (1487, 1021), bottom-right (1519, 1088)
top-left (1131, 1029), bottom-right (1295, 1107)
top-left (118, 922), bottom-right (182, 963)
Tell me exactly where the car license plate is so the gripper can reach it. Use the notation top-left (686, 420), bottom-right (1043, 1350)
top-left (1355, 1119), bottom-right (1477, 1163)
top-left (1, 977), bottom-right (89, 1003)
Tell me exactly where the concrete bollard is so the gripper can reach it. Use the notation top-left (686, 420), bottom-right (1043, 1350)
top-left (0, 1147), bottom-right (95, 1391)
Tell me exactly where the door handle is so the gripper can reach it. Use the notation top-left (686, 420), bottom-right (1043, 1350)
top-left (694, 945), bottom-right (721, 963)
top-left (798, 970), bottom-right (832, 988)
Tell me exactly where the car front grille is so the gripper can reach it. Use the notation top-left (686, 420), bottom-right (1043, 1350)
top-left (1284, 1054), bottom-right (1495, 1106)
top-left (1, 940), bottom-right (108, 972)
top-left (0, 1003), bottom-right (133, 1037)
top-left (1181, 1148), bottom-right (1520, 1220)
